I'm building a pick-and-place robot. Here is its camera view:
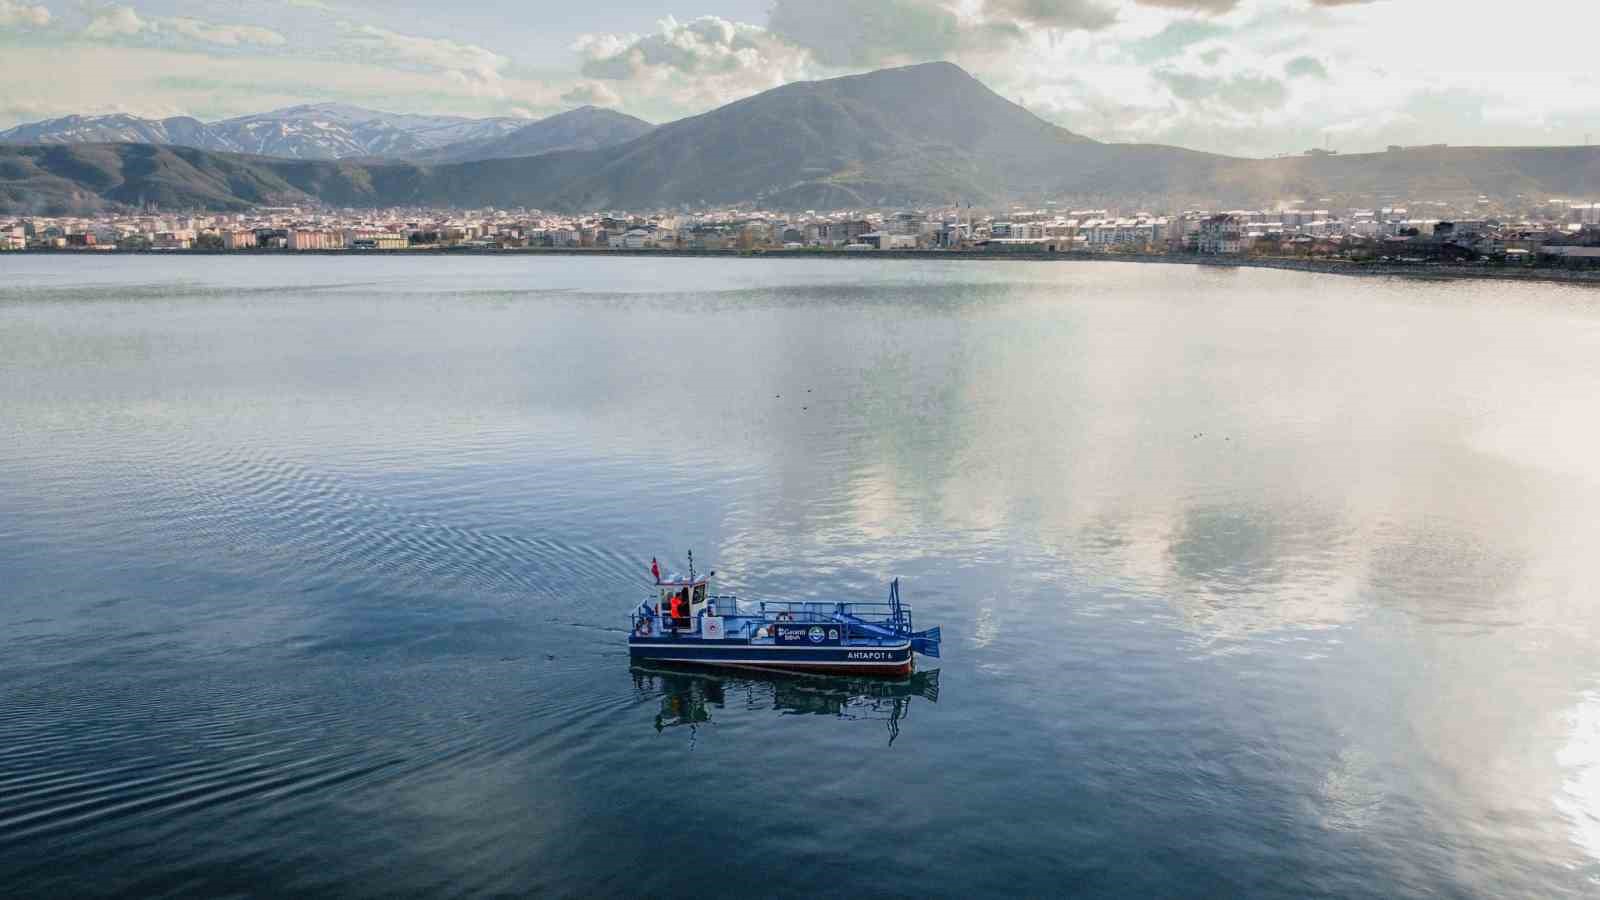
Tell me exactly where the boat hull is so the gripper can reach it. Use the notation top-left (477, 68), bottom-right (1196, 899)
top-left (628, 637), bottom-right (914, 676)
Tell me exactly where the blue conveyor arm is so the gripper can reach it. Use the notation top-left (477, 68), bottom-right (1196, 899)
top-left (833, 612), bottom-right (942, 658)
top-left (831, 611), bottom-right (900, 639)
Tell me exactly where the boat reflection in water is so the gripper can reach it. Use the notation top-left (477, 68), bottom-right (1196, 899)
top-left (631, 664), bottom-right (941, 746)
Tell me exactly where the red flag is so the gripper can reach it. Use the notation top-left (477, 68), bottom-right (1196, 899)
top-left (651, 557), bottom-right (660, 583)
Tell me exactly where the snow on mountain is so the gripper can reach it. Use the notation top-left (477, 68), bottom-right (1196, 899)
top-left (0, 114), bottom-right (242, 152)
top-left (211, 103), bottom-right (527, 159)
top-left (0, 103), bottom-right (529, 161)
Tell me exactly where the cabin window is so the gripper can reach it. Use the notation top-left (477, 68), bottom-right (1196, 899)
top-left (664, 588), bottom-right (690, 625)
top-left (692, 584), bottom-right (707, 605)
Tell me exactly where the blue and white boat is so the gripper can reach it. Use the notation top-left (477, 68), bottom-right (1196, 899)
top-left (628, 556), bottom-right (940, 676)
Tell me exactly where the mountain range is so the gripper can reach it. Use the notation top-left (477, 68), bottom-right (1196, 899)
top-left (0, 103), bottom-right (651, 163)
top-left (3, 62), bottom-right (1599, 215)
top-left (417, 107), bottom-right (654, 163)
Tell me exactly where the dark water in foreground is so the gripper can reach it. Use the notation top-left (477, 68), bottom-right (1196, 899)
top-left (4, 255), bottom-right (1600, 897)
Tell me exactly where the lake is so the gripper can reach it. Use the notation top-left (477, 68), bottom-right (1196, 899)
top-left (4, 254), bottom-right (1600, 897)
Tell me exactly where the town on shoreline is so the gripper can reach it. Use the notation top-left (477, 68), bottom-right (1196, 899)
top-left (7, 199), bottom-right (1600, 282)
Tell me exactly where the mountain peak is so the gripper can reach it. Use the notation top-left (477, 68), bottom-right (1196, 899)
top-left (226, 102), bottom-right (388, 125)
top-left (729, 56), bottom-right (1092, 149)
top-left (886, 60), bottom-right (971, 76)
top-left (842, 59), bottom-right (978, 85)
top-left (423, 105), bottom-right (654, 163)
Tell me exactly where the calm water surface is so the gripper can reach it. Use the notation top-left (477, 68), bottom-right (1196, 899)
top-left (4, 255), bottom-right (1600, 897)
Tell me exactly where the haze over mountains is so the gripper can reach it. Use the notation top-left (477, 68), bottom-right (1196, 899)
top-left (417, 108), bottom-right (654, 164)
top-left (2, 62), bottom-right (1598, 216)
top-left (0, 103), bottom-right (651, 163)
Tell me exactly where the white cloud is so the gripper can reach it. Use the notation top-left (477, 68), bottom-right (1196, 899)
top-left (576, 16), bottom-right (809, 80)
top-left (983, 0), bottom-right (1118, 32)
top-left (1153, 68), bottom-right (1289, 112)
top-left (0, 0), bottom-right (49, 28)
top-left (561, 82), bottom-right (622, 108)
top-left (83, 6), bottom-right (147, 38)
top-left (81, 7), bottom-right (285, 47)
top-left (0, 45), bottom-right (579, 127)
top-left (769, 0), bottom-right (1023, 68)
top-left (167, 17), bottom-right (286, 48)
top-left (1135, 0), bottom-right (1242, 12)
top-left (340, 23), bottom-right (508, 92)
top-left (574, 16), bottom-right (818, 116)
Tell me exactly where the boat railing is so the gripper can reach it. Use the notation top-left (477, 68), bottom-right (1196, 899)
top-left (630, 597), bottom-right (915, 636)
top-left (756, 600), bottom-right (913, 633)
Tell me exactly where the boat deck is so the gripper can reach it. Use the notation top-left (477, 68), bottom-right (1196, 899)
top-left (628, 579), bottom-right (938, 675)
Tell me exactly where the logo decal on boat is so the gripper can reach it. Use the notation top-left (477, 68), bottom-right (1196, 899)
top-left (807, 626), bottom-right (825, 643)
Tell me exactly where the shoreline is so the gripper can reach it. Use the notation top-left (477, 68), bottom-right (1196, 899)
top-left (14, 246), bottom-right (1600, 287)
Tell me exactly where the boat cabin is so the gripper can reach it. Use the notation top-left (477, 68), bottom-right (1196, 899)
top-left (654, 575), bottom-right (718, 629)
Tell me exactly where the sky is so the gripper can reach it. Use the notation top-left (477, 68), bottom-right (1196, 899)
top-left (1, 0), bottom-right (1598, 157)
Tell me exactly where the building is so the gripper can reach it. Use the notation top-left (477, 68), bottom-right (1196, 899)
top-left (3, 225), bottom-right (26, 250)
top-left (150, 231), bottom-right (193, 251)
top-left (933, 222), bottom-right (969, 248)
top-left (687, 227), bottom-right (727, 250)
top-left (1538, 224), bottom-right (1600, 261)
top-left (736, 222), bottom-right (770, 249)
top-left (612, 228), bottom-right (654, 249)
top-left (1168, 213), bottom-right (1207, 250)
top-left (858, 232), bottom-right (918, 250)
top-left (345, 230), bottom-right (407, 250)
top-left (823, 220), bottom-right (873, 246)
top-left (1075, 217), bottom-right (1164, 250)
top-left (288, 229), bottom-right (342, 251)
top-left (222, 230), bottom-right (258, 250)
top-left (889, 212), bottom-right (922, 235)
top-left (1197, 214), bottom-right (1242, 254)
top-left (253, 228), bottom-right (289, 249)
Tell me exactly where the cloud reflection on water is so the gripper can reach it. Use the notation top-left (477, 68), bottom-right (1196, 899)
top-left (7, 257), bottom-right (1600, 894)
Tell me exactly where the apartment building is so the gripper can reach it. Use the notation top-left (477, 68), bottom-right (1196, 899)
top-left (345, 230), bottom-right (407, 250)
top-left (288, 229), bottom-right (342, 251)
top-left (150, 231), bottom-right (193, 251)
top-left (222, 230), bottom-right (258, 250)
top-left (1197, 214), bottom-right (1243, 254)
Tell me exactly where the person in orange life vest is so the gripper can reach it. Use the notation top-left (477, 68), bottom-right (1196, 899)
top-left (669, 591), bottom-right (686, 625)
